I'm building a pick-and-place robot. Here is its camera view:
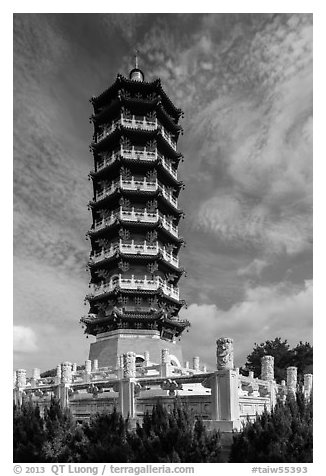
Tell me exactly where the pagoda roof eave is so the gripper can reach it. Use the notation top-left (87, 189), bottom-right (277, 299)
top-left (91, 74), bottom-right (183, 119)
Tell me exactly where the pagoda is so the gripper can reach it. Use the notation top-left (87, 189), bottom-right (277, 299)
top-left (81, 59), bottom-right (190, 368)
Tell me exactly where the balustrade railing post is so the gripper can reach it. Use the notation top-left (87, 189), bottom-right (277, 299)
top-left (193, 356), bottom-right (200, 371)
top-left (31, 368), bottom-right (40, 388)
top-left (85, 359), bottom-right (92, 383)
top-left (304, 373), bottom-right (313, 400)
top-left (161, 349), bottom-right (171, 377)
top-left (208, 337), bottom-right (240, 432)
top-left (286, 366), bottom-right (298, 395)
top-left (15, 369), bottom-right (27, 406)
top-left (118, 352), bottom-right (136, 419)
top-left (59, 362), bottom-right (72, 409)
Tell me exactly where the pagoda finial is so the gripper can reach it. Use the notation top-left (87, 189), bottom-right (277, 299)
top-left (135, 49), bottom-right (139, 69)
top-left (130, 50), bottom-right (144, 82)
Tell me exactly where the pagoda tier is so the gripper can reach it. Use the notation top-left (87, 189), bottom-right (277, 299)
top-left (81, 70), bottom-right (189, 342)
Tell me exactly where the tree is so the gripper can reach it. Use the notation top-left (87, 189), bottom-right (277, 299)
top-left (229, 393), bottom-right (313, 463)
top-left (82, 408), bottom-right (132, 462)
top-left (128, 402), bottom-right (222, 462)
top-left (243, 338), bottom-right (313, 383)
top-left (13, 401), bottom-right (45, 462)
top-left (42, 398), bottom-right (87, 462)
top-left (292, 341), bottom-right (313, 382)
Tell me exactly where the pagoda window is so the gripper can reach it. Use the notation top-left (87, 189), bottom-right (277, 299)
top-left (134, 296), bottom-right (142, 305)
top-left (122, 296), bottom-right (129, 305)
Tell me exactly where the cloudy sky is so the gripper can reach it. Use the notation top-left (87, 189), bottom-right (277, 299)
top-left (13, 13), bottom-right (312, 372)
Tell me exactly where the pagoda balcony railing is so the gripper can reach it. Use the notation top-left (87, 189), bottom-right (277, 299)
top-left (95, 116), bottom-right (177, 151)
top-left (121, 115), bottom-right (157, 131)
top-left (90, 240), bottom-right (179, 267)
top-left (89, 274), bottom-right (179, 300)
top-left (94, 176), bottom-right (178, 208)
top-left (160, 127), bottom-right (177, 150)
top-left (92, 207), bottom-right (178, 237)
top-left (94, 146), bottom-right (178, 180)
top-left (120, 208), bottom-right (179, 237)
top-left (121, 147), bottom-right (178, 179)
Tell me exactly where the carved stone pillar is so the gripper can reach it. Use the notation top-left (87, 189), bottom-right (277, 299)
top-left (287, 366), bottom-right (297, 394)
top-left (59, 362), bottom-right (72, 409)
top-left (249, 371), bottom-right (254, 379)
top-left (93, 359), bottom-right (99, 371)
top-left (119, 352), bottom-right (136, 420)
top-left (193, 356), bottom-right (200, 371)
top-left (16, 369), bottom-right (26, 388)
top-left (85, 359), bottom-right (92, 373)
top-left (161, 348), bottom-right (169, 364)
top-left (144, 351), bottom-right (150, 366)
top-left (216, 337), bottom-right (234, 370)
top-left (185, 361), bottom-right (189, 369)
top-left (304, 374), bottom-right (313, 399)
top-left (61, 362), bottom-right (72, 384)
top-left (202, 365), bottom-right (207, 373)
top-left (72, 363), bottom-right (77, 373)
top-left (261, 355), bottom-right (274, 381)
top-left (32, 368), bottom-right (40, 380)
top-left (205, 337), bottom-right (240, 432)
top-left (123, 352), bottom-right (136, 378)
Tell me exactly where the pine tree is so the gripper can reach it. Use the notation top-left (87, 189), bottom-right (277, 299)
top-left (229, 393), bottom-right (313, 462)
top-left (82, 408), bottom-right (131, 462)
top-left (13, 401), bottom-right (45, 462)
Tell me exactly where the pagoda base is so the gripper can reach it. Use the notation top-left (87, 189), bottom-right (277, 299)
top-left (89, 329), bottom-right (184, 368)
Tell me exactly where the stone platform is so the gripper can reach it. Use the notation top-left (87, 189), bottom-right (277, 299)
top-left (88, 329), bottom-right (183, 368)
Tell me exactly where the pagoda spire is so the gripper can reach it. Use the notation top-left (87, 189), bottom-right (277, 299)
top-left (134, 49), bottom-right (139, 69)
top-left (129, 50), bottom-right (144, 82)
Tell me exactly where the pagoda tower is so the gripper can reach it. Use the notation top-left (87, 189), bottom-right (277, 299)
top-left (81, 61), bottom-right (190, 368)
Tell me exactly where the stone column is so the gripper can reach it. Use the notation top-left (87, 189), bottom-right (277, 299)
top-left (304, 374), bottom-right (313, 399)
top-left (61, 362), bottom-right (72, 384)
top-left (202, 365), bottom-right (207, 373)
top-left (72, 363), bottom-right (77, 373)
top-left (119, 352), bottom-right (136, 419)
top-left (161, 349), bottom-right (169, 364)
top-left (123, 352), bottom-right (136, 378)
top-left (16, 369), bottom-right (27, 388)
top-left (31, 368), bottom-right (41, 388)
top-left (161, 349), bottom-right (170, 377)
top-left (53, 364), bottom-right (60, 386)
top-left (193, 356), bottom-right (200, 371)
top-left (209, 338), bottom-right (240, 432)
top-left (32, 368), bottom-right (40, 380)
top-left (185, 361), bottom-right (190, 370)
top-left (144, 351), bottom-right (150, 366)
top-left (249, 371), bottom-right (254, 379)
top-left (14, 369), bottom-right (26, 407)
top-left (287, 366), bottom-right (298, 395)
top-left (216, 337), bottom-right (234, 370)
top-left (13, 371), bottom-right (17, 387)
top-left (58, 362), bottom-right (72, 409)
top-left (93, 359), bottom-right (99, 371)
top-left (261, 356), bottom-right (274, 381)
top-left (85, 359), bottom-right (92, 374)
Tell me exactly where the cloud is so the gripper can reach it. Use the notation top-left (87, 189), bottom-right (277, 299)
top-left (14, 326), bottom-right (38, 353)
top-left (237, 259), bottom-right (269, 278)
top-left (181, 280), bottom-right (312, 368)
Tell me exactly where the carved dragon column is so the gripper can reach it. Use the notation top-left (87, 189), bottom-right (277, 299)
top-left (261, 355), bottom-right (276, 407)
top-left (119, 352), bottom-right (136, 419)
top-left (59, 362), bottom-right (72, 409)
top-left (208, 337), bottom-right (240, 431)
top-left (304, 374), bottom-right (313, 400)
top-left (287, 366), bottom-right (298, 395)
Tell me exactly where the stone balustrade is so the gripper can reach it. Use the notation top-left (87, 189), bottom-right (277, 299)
top-left (13, 340), bottom-right (312, 431)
